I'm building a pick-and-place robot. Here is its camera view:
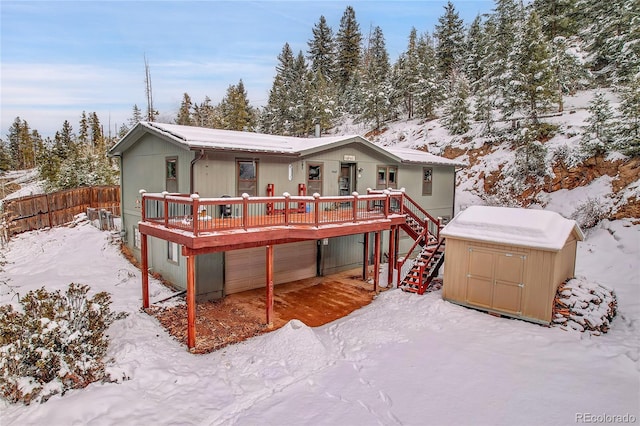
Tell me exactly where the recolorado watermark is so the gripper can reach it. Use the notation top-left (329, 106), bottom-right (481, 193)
top-left (576, 413), bottom-right (637, 423)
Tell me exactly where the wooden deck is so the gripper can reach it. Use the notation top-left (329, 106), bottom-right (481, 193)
top-left (137, 190), bottom-right (442, 350)
top-left (139, 191), bottom-right (407, 254)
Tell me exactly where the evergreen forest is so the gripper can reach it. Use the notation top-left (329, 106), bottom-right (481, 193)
top-left (1, 0), bottom-right (638, 191)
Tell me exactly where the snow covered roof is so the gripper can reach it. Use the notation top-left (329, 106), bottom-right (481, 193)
top-left (441, 206), bottom-right (584, 251)
top-left (109, 122), bottom-right (464, 167)
top-left (384, 146), bottom-right (465, 167)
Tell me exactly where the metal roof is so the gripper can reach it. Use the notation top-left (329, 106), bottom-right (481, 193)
top-left (109, 121), bottom-right (465, 167)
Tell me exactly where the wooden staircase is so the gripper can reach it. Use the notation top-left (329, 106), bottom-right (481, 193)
top-left (399, 237), bottom-right (445, 294)
top-left (393, 192), bottom-right (446, 295)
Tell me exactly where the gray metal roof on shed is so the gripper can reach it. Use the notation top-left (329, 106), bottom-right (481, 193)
top-left (109, 121), bottom-right (465, 167)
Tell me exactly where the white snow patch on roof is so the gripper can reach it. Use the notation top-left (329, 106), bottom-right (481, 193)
top-left (384, 146), bottom-right (465, 167)
top-left (144, 122), bottom-right (458, 166)
top-left (441, 205), bottom-right (584, 251)
top-left (146, 122), bottom-right (307, 153)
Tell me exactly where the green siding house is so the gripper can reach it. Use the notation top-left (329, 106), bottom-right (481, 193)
top-left (109, 122), bottom-right (463, 300)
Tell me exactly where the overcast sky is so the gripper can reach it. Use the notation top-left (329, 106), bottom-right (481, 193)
top-left (1, 1), bottom-right (494, 139)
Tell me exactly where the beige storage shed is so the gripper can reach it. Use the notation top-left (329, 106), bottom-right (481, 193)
top-left (441, 206), bottom-right (584, 324)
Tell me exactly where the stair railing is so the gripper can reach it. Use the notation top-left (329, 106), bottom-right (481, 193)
top-left (395, 226), bottom-right (428, 288)
top-left (400, 192), bottom-right (441, 241)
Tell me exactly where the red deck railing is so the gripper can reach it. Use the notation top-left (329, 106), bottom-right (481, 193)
top-left (140, 190), bottom-right (404, 236)
top-left (367, 188), bottom-right (441, 240)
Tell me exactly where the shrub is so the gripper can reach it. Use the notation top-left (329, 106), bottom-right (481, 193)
top-left (552, 143), bottom-right (588, 169)
top-left (0, 283), bottom-right (126, 404)
top-left (570, 197), bottom-right (608, 229)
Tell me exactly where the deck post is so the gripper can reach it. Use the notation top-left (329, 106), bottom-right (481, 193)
top-left (266, 244), bottom-right (274, 327)
top-left (313, 193), bottom-right (320, 227)
top-left (388, 226), bottom-right (396, 286)
top-left (374, 231), bottom-right (380, 293)
top-left (162, 191), bottom-right (169, 228)
top-left (284, 192), bottom-right (290, 224)
top-left (352, 192), bottom-right (358, 222)
top-left (362, 232), bottom-right (369, 280)
top-left (191, 194), bottom-right (200, 236)
top-left (186, 253), bottom-right (196, 350)
top-left (242, 193), bottom-right (249, 230)
top-left (141, 233), bottom-right (149, 309)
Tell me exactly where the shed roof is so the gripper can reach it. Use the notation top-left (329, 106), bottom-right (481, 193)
top-left (109, 122), bottom-right (464, 167)
top-left (440, 206), bottom-right (584, 251)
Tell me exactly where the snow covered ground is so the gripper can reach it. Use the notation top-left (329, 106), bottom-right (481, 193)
top-left (0, 169), bottom-right (43, 201)
top-left (1, 90), bottom-right (638, 424)
top-left (0, 211), bottom-right (638, 425)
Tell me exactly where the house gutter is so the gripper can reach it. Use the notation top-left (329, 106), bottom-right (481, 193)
top-left (190, 149), bottom-right (206, 195)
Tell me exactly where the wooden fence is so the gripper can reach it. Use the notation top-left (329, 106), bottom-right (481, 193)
top-left (2, 186), bottom-right (120, 237)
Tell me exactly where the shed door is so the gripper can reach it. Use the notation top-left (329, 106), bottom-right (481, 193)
top-left (466, 247), bottom-right (525, 315)
top-left (225, 241), bottom-right (317, 294)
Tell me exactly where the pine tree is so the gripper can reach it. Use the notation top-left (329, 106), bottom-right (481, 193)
top-left (414, 33), bottom-right (444, 119)
top-left (616, 76), bottom-right (640, 156)
top-left (290, 51), bottom-right (314, 136)
top-left (7, 117), bottom-right (34, 170)
top-left (434, 1), bottom-right (466, 83)
top-left (218, 80), bottom-right (256, 131)
top-left (89, 112), bottom-right (104, 154)
top-left (52, 120), bottom-right (76, 160)
top-left (307, 15), bottom-right (335, 82)
top-left (502, 10), bottom-right (556, 122)
top-left (533, 0), bottom-right (578, 39)
top-left (581, 91), bottom-right (615, 155)
top-left (129, 104), bottom-right (143, 127)
top-left (465, 15), bottom-right (484, 90)
top-left (38, 139), bottom-right (61, 186)
top-left (489, 0), bottom-right (526, 118)
top-left (176, 93), bottom-right (194, 125)
top-left (262, 43), bottom-right (299, 135)
top-left (118, 123), bottom-right (129, 139)
top-left (392, 28), bottom-right (420, 118)
top-left (309, 70), bottom-right (337, 134)
top-left (335, 6), bottom-right (362, 92)
top-left (442, 74), bottom-right (471, 135)
top-left (193, 97), bottom-right (219, 128)
top-left (0, 139), bottom-right (12, 172)
top-left (577, 0), bottom-right (638, 84)
top-left (31, 130), bottom-right (45, 168)
top-left (359, 26), bottom-right (392, 130)
top-left (78, 111), bottom-right (89, 145)
top-left (473, 18), bottom-right (499, 134)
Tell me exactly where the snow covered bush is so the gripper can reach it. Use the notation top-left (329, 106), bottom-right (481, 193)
top-left (0, 283), bottom-right (126, 405)
top-left (570, 197), bottom-right (608, 229)
top-left (551, 143), bottom-right (589, 169)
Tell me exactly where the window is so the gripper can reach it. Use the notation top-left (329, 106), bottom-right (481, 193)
top-left (133, 226), bottom-right (141, 249)
top-left (307, 163), bottom-right (323, 195)
top-left (166, 157), bottom-right (178, 193)
top-left (237, 159), bottom-right (258, 196)
top-left (422, 167), bottom-right (433, 195)
top-left (168, 241), bottom-right (180, 264)
top-left (376, 166), bottom-right (398, 190)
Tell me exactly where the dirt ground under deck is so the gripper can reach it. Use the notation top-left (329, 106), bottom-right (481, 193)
top-left (149, 269), bottom-right (382, 353)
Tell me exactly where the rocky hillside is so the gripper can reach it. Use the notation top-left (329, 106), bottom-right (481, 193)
top-left (347, 90), bottom-right (640, 226)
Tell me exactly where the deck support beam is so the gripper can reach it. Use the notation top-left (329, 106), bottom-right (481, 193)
top-left (374, 231), bottom-right (381, 293)
top-left (388, 226), bottom-right (396, 287)
top-left (266, 245), bottom-right (274, 328)
top-left (186, 254), bottom-right (196, 350)
top-left (141, 233), bottom-right (149, 309)
top-left (362, 232), bottom-right (369, 280)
